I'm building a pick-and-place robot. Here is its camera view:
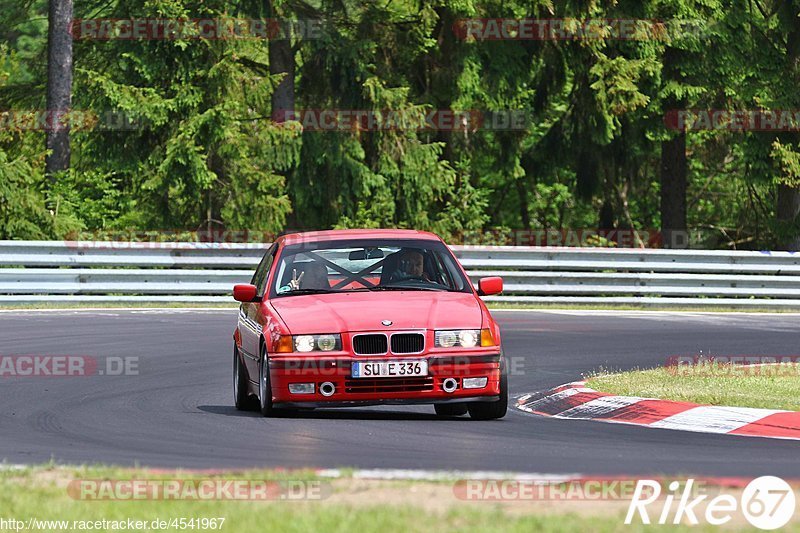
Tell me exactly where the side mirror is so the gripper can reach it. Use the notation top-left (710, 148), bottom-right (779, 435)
top-left (477, 277), bottom-right (503, 296)
top-left (233, 284), bottom-right (260, 302)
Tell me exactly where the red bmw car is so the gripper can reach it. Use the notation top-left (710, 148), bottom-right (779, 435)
top-left (232, 229), bottom-right (506, 419)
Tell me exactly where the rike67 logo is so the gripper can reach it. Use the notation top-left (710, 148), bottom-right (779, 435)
top-left (626, 477), bottom-right (796, 530)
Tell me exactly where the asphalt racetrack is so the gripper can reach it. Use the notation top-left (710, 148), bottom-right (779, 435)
top-left (0, 309), bottom-right (797, 477)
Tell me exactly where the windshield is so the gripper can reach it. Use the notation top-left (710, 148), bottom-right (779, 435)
top-left (269, 238), bottom-right (471, 297)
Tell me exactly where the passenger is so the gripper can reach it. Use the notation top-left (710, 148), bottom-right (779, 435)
top-left (301, 261), bottom-right (329, 289)
top-left (279, 261), bottom-right (329, 292)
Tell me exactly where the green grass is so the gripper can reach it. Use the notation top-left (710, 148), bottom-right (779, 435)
top-left (0, 465), bottom-right (771, 532)
top-left (587, 363), bottom-right (800, 411)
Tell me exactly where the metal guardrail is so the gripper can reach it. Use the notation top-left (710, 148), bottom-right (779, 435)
top-left (1, 241), bottom-right (800, 308)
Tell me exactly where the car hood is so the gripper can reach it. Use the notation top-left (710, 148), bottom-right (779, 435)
top-left (270, 291), bottom-right (482, 333)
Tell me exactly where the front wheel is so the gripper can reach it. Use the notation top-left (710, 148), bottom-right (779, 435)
top-left (467, 370), bottom-right (508, 420)
top-left (258, 346), bottom-right (276, 417)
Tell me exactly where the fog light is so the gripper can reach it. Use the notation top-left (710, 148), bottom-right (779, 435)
top-left (288, 383), bottom-right (315, 394)
top-left (462, 377), bottom-right (488, 389)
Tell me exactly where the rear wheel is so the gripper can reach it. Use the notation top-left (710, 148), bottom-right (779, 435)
top-left (467, 368), bottom-right (508, 421)
top-left (434, 403), bottom-right (468, 417)
top-left (233, 345), bottom-right (254, 411)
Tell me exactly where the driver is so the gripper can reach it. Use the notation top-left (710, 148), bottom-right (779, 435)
top-left (394, 250), bottom-right (432, 282)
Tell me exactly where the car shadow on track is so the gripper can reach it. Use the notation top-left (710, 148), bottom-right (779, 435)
top-left (196, 405), bottom-right (473, 421)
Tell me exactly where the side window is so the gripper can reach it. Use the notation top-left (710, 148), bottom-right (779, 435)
top-left (251, 245), bottom-right (276, 295)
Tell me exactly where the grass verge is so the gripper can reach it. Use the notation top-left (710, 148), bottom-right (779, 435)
top-left (0, 465), bottom-right (777, 532)
top-left (587, 363), bottom-right (800, 411)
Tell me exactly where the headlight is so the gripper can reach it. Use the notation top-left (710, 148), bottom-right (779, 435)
top-left (316, 334), bottom-right (337, 351)
top-left (293, 334), bottom-right (342, 353)
top-left (295, 335), bottom-right (316, 352)
top-left (436, 331), bottom-right (458, 348)
top-left (458, 330), bottom-right (479, 348)
top-left (435, 329), bottom-right (481, 348)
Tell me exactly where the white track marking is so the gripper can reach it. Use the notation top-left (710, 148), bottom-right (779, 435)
top-left (650, 406), bottom-right (788, 434)
top-left (519, 387), bottom-right (594, 410)
top-left (317, 468), bottom-right (581, 482)
top-left (555, 396), bottom-right (649, 419)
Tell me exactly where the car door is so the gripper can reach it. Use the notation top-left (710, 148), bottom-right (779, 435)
top-left (238, 244), bottom-right (276, 379)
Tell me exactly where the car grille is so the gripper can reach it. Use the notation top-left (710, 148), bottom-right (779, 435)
top-left (353, 334), bottom-right (388, 355)
top-left (344, 377), bottom-right (434, 394)
top-left (390, 333), bottom-right (424, 354)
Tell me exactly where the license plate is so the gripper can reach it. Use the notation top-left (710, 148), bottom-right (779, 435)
top-left (351, 360), bottom-right (428, 378)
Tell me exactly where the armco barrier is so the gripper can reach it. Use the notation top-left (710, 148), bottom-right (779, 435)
top-left (1, 241), bottom-right (799, 308)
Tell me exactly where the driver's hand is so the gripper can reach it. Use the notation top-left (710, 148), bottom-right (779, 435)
top-left (288, 269), bottom-right (304, 290)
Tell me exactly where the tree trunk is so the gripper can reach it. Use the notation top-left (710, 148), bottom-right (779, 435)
top-left (263, 0), bottom-right (296, 229)
top-left (660, 47), bottom-right (687, 249)
top-left (777, 183), bottom-right (800, 250)
top-left (515, 179), bottom-right (530, 230)
top-left (45, 0), bottom-right (74, 187)
top-left (267, 1), bottom-right (294, 120)
top-left (776, 2), bottom-right (800, 251)
top-left (660, 128), bottom-right (687, 248)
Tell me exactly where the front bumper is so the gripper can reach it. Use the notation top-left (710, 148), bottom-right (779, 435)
top-left (268, 353), bottom-right (501, 404)
top-left (274, 396), bottom-right (500, 409)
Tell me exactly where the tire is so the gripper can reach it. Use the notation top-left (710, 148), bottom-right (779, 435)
top-left (258, 345), bottom-right (276, 417)
top-left (233, 345), bottom-right (255, 411)
top-left (434, 403), bottom-right (468, 417)
top-left (467, 368), bottom-right (508, 421)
